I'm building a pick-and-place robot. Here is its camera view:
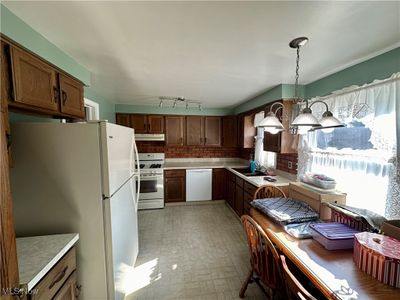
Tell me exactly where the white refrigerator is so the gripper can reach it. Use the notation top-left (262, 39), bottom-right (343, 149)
top-left (10, 121), bottom-right (140, 300)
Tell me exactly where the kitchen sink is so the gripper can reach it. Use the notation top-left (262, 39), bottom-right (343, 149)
top-left (232, 167), bottom-right (266, 177)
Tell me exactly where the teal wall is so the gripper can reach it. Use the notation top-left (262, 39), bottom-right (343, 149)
top-left (116, 104), bottom-right (234, 116)
top-left (1, 4), bottom-right (115, 121)
top-left (305, 47), bottom-right (400, 98)
top-left (0, 4), bottom-right (90, 85)
top-left (233, 84), bottom-right (305, 114)
top-left (85, 88), bottom-right (116, 122)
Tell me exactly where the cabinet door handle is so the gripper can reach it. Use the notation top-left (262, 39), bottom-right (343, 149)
top-left (62, 90), bottom-right (67, 105)
top-left (49, 266), bottom-right (68, 289)
top-left (53, 87), bottom-right (59, 103)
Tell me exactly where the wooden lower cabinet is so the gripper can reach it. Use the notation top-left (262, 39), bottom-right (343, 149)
top-left (243, 192), bottom-right (253, 215)
top-left (234, 184), bottom-right (244, 216)
top-left (212, 168), bottom-right (226, 200)
top-left (164, 170), bottom-right (186, 202)
top-left (52, 272), bottom-right (77, 300)
top-left (226, 179), bottom-right (235, 208)
top-left (30, 247), bottom-right (77, 300)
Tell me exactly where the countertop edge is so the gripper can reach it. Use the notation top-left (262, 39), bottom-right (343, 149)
top-left (225, 167), bottom-right (292, 188)
top-left (26, 234), bottom-right (79, 291)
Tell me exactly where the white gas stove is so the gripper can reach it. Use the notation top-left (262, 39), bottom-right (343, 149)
top-left (137, 153), bottom-right (165, 209)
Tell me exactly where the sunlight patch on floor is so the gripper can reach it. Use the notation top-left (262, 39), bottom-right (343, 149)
top-left (124, 258), bottom-right (161, 296)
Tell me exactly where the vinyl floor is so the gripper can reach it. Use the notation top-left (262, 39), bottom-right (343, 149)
top-left (125, 202), bottom-right (264, 300)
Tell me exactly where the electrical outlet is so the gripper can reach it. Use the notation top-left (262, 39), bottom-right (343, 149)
top-left (288, 161), bottom-right (293, 169)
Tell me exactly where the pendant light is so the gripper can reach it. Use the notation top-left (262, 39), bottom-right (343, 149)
top-left (258, 102), bottom-right (285, 134)
top-left (289, 37), bottom-right (321, 132)
top-left (289, 37), bottom-right (343, 134)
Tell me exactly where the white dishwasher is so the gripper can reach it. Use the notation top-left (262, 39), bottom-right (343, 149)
top-left (186, 169), bottom-right (212, 201)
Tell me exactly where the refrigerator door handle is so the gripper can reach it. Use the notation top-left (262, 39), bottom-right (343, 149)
top-left (132, 141), bottom-right (140, 211)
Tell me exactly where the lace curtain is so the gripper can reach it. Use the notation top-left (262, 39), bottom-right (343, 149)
top-left (298, 73), bottom-right (399, 219)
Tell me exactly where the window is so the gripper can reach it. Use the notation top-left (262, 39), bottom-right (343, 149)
top-left (84, 98), bottom-right (100, 121)
top-left (298, 73), bottom-right (399, 219)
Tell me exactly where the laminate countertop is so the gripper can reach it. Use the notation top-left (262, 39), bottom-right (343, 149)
top-left (16, 233), bottom-right (79, 291)
top-left (164, 159), bottom-right (296, 188)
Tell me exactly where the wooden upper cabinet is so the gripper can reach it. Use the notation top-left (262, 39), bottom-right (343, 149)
top-left (165, 116), bottom-right (185, 146)
top-left (116, 113), bottom-right (131, 127)
top-left (147, 115), bottom-right (164, 133)
top-left (222, 116), bottom-right (238, 147)
top-left (59, 74), bottom-right (84, 118)
top-left (263, 100), bottom-right (298, 153)
top-left (10, 46), bottom-right (58, 112)
top-left (130, 114), bottom-right (147, 133)
top-left (204, 117), bottom-right (221, 146)
top-left (186, 116), bottom-right (204, 146)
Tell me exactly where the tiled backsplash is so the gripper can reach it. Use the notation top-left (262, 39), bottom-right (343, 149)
top-left (277, 153), bottom-right (298, 175)
top-left (137, 142), bottom-right (298, 174)
top-left (136, 142), bottom-right (240, 158)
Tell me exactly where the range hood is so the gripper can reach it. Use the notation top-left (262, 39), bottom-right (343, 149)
top-left (135, 133), bottom-right (165, 141)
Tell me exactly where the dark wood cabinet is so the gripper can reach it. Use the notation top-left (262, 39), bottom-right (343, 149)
top-left (263, 100), bottom-right (298, 153)
top-left (238, 113), bottom-right (256, 149)
top-left (225, 170), bottom-right (258, 217)
top-left (147, 115), bottom-right (164, 133)
top-left (186, 116), bottom-right (204, 146)
top-left (10, 45), bottom-right (58, 112)
top-left (164, 169), bottom-right (186, 202)
top-left (130, 114), bottom-right (147, 133)
top-left (116, 113), bottom-right (131, 127)
top-left (59, 74), bottom-right (84, 118)
top-left (116, 114), bottom-right (164, 133)
top-left (165, 116), bottom-right (185, 146)
top-left (212, 168), bottom-right (226, 200)
top-left (234, 184), bottom-right (244, 216)
top-left (204, 117), bottom-right (221, 146)
top-left (227, 179), bottom-right (235, 208)
top-left (222, 116), bottom-right (237, 147)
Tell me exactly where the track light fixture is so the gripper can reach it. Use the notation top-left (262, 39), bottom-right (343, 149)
top-left (158, 96), bottom-right (202, 111)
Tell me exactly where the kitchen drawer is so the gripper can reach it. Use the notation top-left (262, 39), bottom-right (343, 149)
top-left (31, 247), bottom-right (76, 300)
top-left (164, 169), bottom-right (185, 177)
top-left (235, 176), bottom-right (244, 188)
top-left (52, 271), bottom-right (77, 300)
top-left (243, 182), bottom-right (257, 196)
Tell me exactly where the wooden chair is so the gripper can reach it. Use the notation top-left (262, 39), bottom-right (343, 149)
top-left (253, 185), bottom-right (287, 200)
top-left (239, 215), bottom-right (284, 299)
top-left (280, 255), bottom-right (317, 300)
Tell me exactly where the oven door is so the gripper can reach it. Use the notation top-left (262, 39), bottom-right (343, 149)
top-left (137, 174), bottom-right (164, 200)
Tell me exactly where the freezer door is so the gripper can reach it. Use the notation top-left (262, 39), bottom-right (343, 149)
top-left (101, 122), bottom-right (138, 197)
top-left (103, 176), bottom-right (139, 300)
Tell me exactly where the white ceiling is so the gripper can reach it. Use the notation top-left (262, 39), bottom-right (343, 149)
top-left (3, 1), bottom-right (400, 108)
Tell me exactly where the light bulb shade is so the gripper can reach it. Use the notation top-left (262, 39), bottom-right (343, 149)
top-left (264, 127), bottom-right (284, 134)
top-left (291, 108), bottom-right (320, 127)
top-left (318, 112), bottom-right (344, 129)
top-left (258, 112), bottom-right (284, 129)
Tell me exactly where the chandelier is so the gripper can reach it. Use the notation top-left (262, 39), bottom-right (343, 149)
top-left (258, 37), bottom-right (343, 134)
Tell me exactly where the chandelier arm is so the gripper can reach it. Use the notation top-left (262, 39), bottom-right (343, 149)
top-left (268, 102), bottom-right (284, 113)
top-left (309, 100), bottom-right (329, 112)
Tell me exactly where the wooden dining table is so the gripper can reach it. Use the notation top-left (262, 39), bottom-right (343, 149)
top-left (250, 207), bottom-right (400, 300)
